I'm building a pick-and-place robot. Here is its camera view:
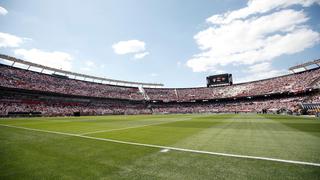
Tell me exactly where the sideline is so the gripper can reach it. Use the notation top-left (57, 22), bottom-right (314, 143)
top-left (0, 124), bottom-right (319, 167)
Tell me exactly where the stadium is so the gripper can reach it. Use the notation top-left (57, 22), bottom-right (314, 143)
top-left (1, 54), bottom-right (320, 117)
top-left (1, 1), bottom-right (320, 179)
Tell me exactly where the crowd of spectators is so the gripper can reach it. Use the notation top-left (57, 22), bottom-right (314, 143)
top-left (0, 96), bottom-right (310, 116)
top-left (150, 97), bottom-right (304, 114)
top-left (0, 64), bottom-right (144, 101)
top-left (1, 91), bottom-right (319, 116)
top-left (0, 96), bottom-right (150, 116)
top-left (1, 62), bottom-right (320, 116)
top-left (146, 68), bottom-right (320, 102)
top-left (1, 64), bottom-right (320, 102)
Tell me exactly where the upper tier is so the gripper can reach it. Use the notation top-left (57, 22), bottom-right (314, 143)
top-left (0, 64), bottom-right (319, 101)
top-left (0, 64), bottom-right (144, 101)
top-left (145, 68), bottom-right (320, 101)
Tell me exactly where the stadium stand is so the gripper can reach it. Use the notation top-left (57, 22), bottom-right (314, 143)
top-left (0, 55), bottom-right (320, 116)
top-left (145, 68), bottom-right (320, 102)
top-left (0, 64), bottom-right (145, 101)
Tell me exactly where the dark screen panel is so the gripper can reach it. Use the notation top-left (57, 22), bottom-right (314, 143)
top-left (207, 74), bottom-right (232, 87)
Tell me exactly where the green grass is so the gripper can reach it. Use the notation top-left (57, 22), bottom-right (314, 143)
top-left (0, 114), bottom-right (320, 179)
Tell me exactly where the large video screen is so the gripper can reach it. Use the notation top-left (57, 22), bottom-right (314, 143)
top-left (206, 74), bottom-right (232, 87)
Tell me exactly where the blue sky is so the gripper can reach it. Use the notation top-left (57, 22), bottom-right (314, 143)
top-left (0, 0), bottom-right (320, 87)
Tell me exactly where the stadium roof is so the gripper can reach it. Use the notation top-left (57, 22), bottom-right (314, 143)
top-left (289, 59), bottom-right (320, 72)
top-left (0, 54), bottom-right (164, 88)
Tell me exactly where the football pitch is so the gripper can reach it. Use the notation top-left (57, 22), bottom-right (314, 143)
top-left (0, 114), bottom-right (319, 179)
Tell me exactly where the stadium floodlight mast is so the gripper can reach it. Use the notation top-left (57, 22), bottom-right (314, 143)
top-left (0, 54), bottom-right (164, 88)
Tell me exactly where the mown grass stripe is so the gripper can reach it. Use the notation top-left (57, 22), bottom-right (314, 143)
top-left (80, 118), bottom-right (192, 135)
top-left (1, 123), bottom-right (319, 167)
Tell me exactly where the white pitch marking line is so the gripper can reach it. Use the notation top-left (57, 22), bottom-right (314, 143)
top-left (80, 118), bottom-right (192, 135)
top-left (160, 149), bottom-right (170, 153)
top-left (1, 124), bottom-right (320, 167)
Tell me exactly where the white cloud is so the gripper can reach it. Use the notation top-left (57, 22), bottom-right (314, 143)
top-left (237, 62), bottom-right (287, 82)
top-left (187, 2), bottom-right (320, 72)
top-left (207, 0), bottom-right (320, 25)
top-left (0, 6), bottom-right (8, 16)
top-left (248, 62), bottom-right (271, 72)
top-left (134, 51), bottom-right (149, 59)
top-left (112, 40), bottom-right (146, 55)
top-left (112, 40), bottom-right (150, 59)
top-left (0, 32), bottom-right (23, 48)
top-left (14, 48), bottom-right (73, 70)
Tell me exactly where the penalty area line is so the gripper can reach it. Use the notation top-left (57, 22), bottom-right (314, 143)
top-left (0, 124), bottom-right (319, 167)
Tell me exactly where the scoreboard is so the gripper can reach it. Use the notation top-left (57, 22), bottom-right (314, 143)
top-left (206, 74), bottom-right (233, 87)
